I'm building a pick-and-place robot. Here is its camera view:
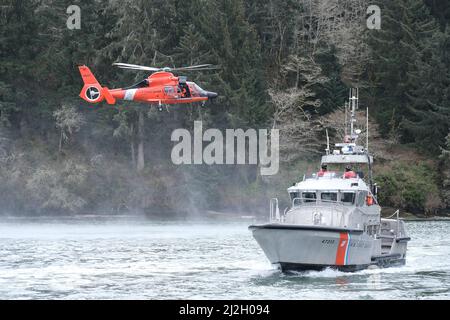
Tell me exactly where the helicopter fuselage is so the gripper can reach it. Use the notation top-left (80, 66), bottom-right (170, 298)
top-left (109, 72), bottom-right (215, 104)
top-left (78, 66), bottom-right (218, 106)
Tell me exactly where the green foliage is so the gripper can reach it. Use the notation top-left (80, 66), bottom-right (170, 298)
top-left (375, 163), bottom-right (442, 214)
top-left (25, 160), bottom-right (89, 212)
top-left (54, 105), bottom-right (85, 146)
top-left (367, 0), bottom-right (450, 153)
top-left (0, 81), bottom-right (17, 126)
top-left (439, 133), bottom-right (450, 208)
top-left (313, 47), bottom-right (348, 115)
top-left (424, 0), bottom-right (450, 29)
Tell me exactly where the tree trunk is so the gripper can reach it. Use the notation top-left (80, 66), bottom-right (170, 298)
top-left (58, 130), bottom-right (63, 155)
top-left (136, 110), bottom-right (145, 172)
top-left (131, 140), bottom-right (136, 169)
top-left (130, 123), bottom-right (136, 168)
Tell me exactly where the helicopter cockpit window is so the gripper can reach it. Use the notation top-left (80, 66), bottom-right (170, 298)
top-left (164, 86), bottom-right (174, 94)
top-left (179, 83), bottom-right (191, 97)
top-left (193, 84), bottom-right (207, 96)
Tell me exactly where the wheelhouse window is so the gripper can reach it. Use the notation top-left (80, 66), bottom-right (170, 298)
top-left (341, 192), bottom-right (355, 204)
top-left (302, 192), bottom-right (317, 203)
top-left (321, 192), bottom-right (337, 202)
top-left (356, 191), bottom-right (367, 207)
top-left (289, 191), bottom-right (300, 201)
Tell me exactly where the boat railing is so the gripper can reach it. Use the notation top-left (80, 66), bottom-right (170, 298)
top-left (291, 198), bottom-right (350, 227)
top-left (382, 209), bottom-right (404, 238)
top-left (303, 171), bottom-right (363, 180)
top-left (269, 198), bottom-right (281, 222)
top-left (304, 172), bottom-right (344, 180)
top-left (292, 197), bottom-right (350, 207)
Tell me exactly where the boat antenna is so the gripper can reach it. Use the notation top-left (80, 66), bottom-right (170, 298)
top-left (356, 87), bottom-right (359, 110)
top-left (326, 129), bottom-right (330, 155)
top-left (366, 107), bottom-right (369, 154)
top-left (344, 101), bottom-right (348, 136)
top-left (349, 88), bottom-right (357, 138)
top-left (348, 89), bottom-right (351, 136)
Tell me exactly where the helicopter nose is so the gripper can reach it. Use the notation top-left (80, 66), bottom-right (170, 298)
top-left (206, 91), bottom-right (218, 99)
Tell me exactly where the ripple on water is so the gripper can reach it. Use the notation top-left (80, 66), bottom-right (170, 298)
top-left (0, 220), bottom-right (449, 299)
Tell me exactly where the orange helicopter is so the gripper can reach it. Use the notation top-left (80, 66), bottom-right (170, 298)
top-left (78, 63), bottom-right (218, 110)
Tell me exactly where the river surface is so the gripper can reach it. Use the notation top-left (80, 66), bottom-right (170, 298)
top-left (0, 218), bottom-right (449, 299)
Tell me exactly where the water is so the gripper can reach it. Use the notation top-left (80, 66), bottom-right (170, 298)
top-left (0, 218), bottom-right (449, 299)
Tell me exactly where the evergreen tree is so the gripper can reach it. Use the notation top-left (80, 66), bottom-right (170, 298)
top-left (400, 26), bottom-right (450, 153)
top-left (367, 0), bottom-right (449, 153)
top-left (313, 46), bottom-right (348, 115)
top-left (439, 133), bottom-right (450, 208)
top-left (199, 0), bottom-right (270, 126)
top-left (424, 0), bottom-right (450, 29)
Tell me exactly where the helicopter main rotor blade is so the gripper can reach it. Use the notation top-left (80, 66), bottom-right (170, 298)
top-left (113, 62), bottom-right (220, 72)
top-left (171, 65), bottom-right (220, 71)
top-left (113, 63), bottom-right (161, 72)
top-left (173, 64), bottom-right (213, 70)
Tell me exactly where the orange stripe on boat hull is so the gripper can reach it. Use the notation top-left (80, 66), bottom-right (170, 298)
top-left (335, 232), bottom-right (349, 265)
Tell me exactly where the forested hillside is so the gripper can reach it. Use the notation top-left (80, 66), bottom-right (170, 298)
top-left (1, 0), bottom-right (449, 216)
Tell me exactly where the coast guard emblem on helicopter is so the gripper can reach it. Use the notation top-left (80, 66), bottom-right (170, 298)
top-left (85, 86), bottom-right (100, 101)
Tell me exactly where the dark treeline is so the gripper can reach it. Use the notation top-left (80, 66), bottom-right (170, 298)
top-left (0, 0), bottom-right (449, 216)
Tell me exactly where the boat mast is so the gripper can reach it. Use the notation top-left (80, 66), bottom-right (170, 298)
top-left (349, 88), bottom-right (358, 142)
top-left (326, 129), bottom-right (330, 155)
top-left (366, 107), bottom-right (369, 154)
top-left (349, 89), bottom-right (353, 136)
top-left (344, 101), bottom-right (348, 136)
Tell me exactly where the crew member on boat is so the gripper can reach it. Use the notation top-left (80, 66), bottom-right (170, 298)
top-left (343, 165), bottom-right (357, 179)
top-left (318, 164), bottom-right (328, 177)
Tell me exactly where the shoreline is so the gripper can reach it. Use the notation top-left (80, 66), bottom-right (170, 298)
top-left (1, 210), bottom-right (449, 223)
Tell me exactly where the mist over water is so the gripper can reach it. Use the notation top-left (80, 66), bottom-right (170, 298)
top-left (0, 218), bottom-right (449, 299)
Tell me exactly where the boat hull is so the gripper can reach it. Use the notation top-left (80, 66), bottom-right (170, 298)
top-left (278, 262), bottom-right (370, 272)
top-left (249, 224), bottom-right (378, 272)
